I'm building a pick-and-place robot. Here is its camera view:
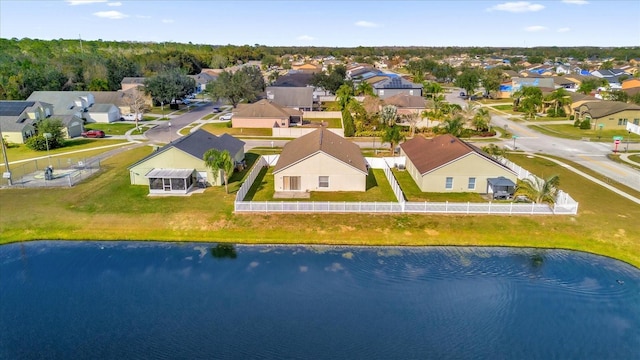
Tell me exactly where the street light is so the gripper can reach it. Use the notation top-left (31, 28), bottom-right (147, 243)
top-left (0, 123), bottom-right (12, 186)
top-left (627, 130), bottom-right (632, 152)
top-left (167, 122), bottom-right (172, 143)
top-left (512, 135), bottom-right (518, 150)
top-left (43, 132), bottom-right (52, 166)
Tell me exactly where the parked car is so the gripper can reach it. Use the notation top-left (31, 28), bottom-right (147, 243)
top-left (219, 113), bottom-right (233, 121)
top-left (81, 130), bottom-right (105, 138)
top-left (121, 113), bottom-right (141, 121)
top-left (212, 106), bottom-right (221, 113)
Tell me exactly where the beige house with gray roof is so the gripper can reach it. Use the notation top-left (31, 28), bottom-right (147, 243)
top-left (574, 101), bottom-right (640, 129)
top-left (273, 128), bottom-right (368, 192)
top-left (0, 101), bottom-right (54, 144)
top-left (232, 99), bottom-right (303, 128)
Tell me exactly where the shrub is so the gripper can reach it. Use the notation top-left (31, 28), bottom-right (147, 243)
top-left (26, 135), bottom-right (65, 151)
top-left (580, 119), bottom-right (591, 130)
top-left (574, 119), bottom-right (581, 127)
top-left (569, 115), bottom-right (575, 120)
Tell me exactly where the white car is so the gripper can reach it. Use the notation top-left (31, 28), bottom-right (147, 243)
top-left (219, 113), bottom-right (233, 121)
top-left (121, 113), bottom-right (142, 121)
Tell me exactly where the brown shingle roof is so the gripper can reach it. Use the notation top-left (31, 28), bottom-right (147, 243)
top-left (234, 99), bottom-right (302, 118)
top-left (273, 128), bottom-right (367, 174)
top-left (383, 94), bottom-right (427, 108)
top-left (400, 134), bottom-right (512, 175)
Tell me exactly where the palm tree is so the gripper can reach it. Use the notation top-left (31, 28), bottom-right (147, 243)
top-left (481, 143), bottom-right (505, 159)
top-left (423, 81), bottom-right (444, 99)
top-left (336, 84), bottom-right (354, 110)
top-left (544, 88), bottom-right (571, 117)
top-left (459, 102), bottom-right (478, 126)
top-left (401, 112), bottom-right (419, 137)
top-left (515, 175), bottom-right (560, 204)
top-left (203, 149), bottom-right (235, 193)
top-left (381, 125), bottom-right (405, 153)
top-left (439, 115), bottom-right (465, 137)
top-left (355, 81), bottom-right (375, 96)
top-left (472, 108), bottom-right (491, 131)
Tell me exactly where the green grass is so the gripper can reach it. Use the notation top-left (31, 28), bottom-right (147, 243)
top-left (84, 123), bottom-right (137, 135)
top-left (201, 122), bottom-right (272, 136)
top-left (305, 118), bottom-right (342, 128)
top-left (492, 105), bottom-right (513, 111)
top-left (608, 153), bottom-right (640, 170)
top-left (392, 169), bottom-right (485, 202)
top-left (3, 139), bottom-right (129, 162)
top-left (244, 168), bottom-right (396, 202)
top-left (201, 114), bottom-right (216, 121)
top-left (1, 148), bottom-right (639, 268)
top-left (629, 154), bottom-right (640, 163)
top-left (529, 124), bottom-right (632, 141)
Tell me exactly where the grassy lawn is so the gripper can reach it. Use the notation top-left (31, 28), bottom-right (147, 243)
top-left (608, 153), bottom-right (640, 170)
top-left (84, 123), bottom-right (137, 136)
top-left (629, 154), bottom-right (640, 163)
top-left (492, 105), bottom-right (513, 111)
top-left (305, 118), bottom-right (342, 128)
top-left (244, 167), bottom-right (396, 202)
top-left (1, 149), bottom-right (639, 268)
top-left (529, 124), bottom-right (632, 141)
top-left (201, 122), bottom-right (272, 136)
top-left (201, 114), bottom-right (216, 121)
top-left (3, 139), bottom-right (129, 162)
top-left (477, 99), bottom-right (513, 105)
top-left (392, 169), bottom-right (485, 202)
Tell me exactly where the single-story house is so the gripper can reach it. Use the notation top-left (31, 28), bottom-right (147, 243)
top-left (383, 93), bottom-right (428, 117)
top-left (0, 101), bottom-right (53, 144)
top-left (188, 72), bottom-right (218, 93)
top-left (573, 101), bottom-right (640, 128)
top-left (371, 76), bottom-right (423, 99)
top-left (399, 134), bottom-right (517, 195)
top-left (273, 128), bottom-right (368, 192)
top-left (266, 72), bottom-right (316, 111)
top-left (128, 129), bottom-right (245, 194)
top-left (232, 99), bottom-right (303, 128)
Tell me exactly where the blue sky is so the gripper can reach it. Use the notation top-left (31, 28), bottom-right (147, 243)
top-left (1, 0), bottom-right (639, 47)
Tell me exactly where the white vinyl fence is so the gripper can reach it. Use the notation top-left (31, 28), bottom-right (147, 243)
top-left (234, 156), bottom-right (579, 215)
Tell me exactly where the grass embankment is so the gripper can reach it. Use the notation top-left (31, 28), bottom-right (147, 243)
top-left (0, 150), bottom-right (638, 268)
top-left (529, 124), bottom-right (632, 141)
top-left (304, 118), bottom-right (342, 128)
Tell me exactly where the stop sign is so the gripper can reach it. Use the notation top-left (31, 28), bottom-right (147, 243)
top-left (614, 139), bottom-right (621, 144)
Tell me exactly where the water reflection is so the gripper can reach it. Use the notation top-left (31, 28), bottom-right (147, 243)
top-left (0, 242), bottom-right (638, 360)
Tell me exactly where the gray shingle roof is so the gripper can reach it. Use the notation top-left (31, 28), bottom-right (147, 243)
top-left (372, 77), bottom-right (423, 89)
top-left (266, 87), bottom-right (313, 109)
top-left (128, 129), bottom-right (245, 169)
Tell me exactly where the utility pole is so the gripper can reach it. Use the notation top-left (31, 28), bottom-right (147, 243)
top-left (0, 124), bottom-right (12, 186)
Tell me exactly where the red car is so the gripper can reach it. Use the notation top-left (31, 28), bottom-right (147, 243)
top-left (81, 130), bottom-right (105, 138)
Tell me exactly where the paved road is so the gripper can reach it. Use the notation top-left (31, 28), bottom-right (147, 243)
top-left (444, 91), bottom-right (640, 189)
top-left (145, 101), bottom-right (218, 143)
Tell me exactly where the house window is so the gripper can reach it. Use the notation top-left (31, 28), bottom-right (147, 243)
top-left (319, 176), bottom-right (329, 188)
top-left (618, 119), bottom-right (627, 125)
top-left (468, 177), bottom-right (476, 190)
top-left (634, 118), bottom-right (639, 125)
top-left (283, 176), bottom-right (301, 191)
top-left (445, 177), bottom-right (453, 190)
top-left (379, 90), bottom-right (384, 96)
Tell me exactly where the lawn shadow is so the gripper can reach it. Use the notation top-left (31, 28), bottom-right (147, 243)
top-left (366, 168), bottom-right (378, 190)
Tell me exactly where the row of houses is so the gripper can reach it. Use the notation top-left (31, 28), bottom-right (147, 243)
top-left (129, 127), bottom-right (516, 199)
top-left (0, 90), bottom-right (143, 144)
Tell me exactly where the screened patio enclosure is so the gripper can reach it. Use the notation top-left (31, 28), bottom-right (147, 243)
top-left (487, 176), bottom-right (516, 200)
top-left (146, 168), bottom-right (197, 194)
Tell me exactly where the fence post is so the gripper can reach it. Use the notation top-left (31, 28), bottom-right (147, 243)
top-left (510, 201), bottom-right (513, 215)
top-left (488, 201), bottom-right (491, 214)
top-left (531, 202), bottom-right (535, 214)
top-left (467, 202), bottom-right (470, 214)
top-left (445, 201), bottom-right (448, 212)
top-left (68, 174), bottom-right (72, 187)
top-left (424, 201), bottom-right (427, 213)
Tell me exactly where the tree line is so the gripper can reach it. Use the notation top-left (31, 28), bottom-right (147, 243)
top-left (1, 38), bottom-right (638, 100)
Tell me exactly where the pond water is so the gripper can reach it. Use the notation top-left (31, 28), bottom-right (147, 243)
top-left (1, 242), bottom-right (638, 359)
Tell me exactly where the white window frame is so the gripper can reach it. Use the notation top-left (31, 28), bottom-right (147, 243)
top-left (319, 176), bottom-right (329, 188)
top-left (468, 177), bottom-right (476, 190)
top-left (445, 177), bottom-right (453, 190)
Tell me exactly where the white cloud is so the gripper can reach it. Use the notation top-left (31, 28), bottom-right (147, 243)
top-left (162, 19), bottom-right (175, 24)
top-left (557, 27), bottom-right (571, 32)
top-left (525, 25), bottom-right (548, 32)
top-left (93, 10), bottom-right (128, 19)
top-left (66, 0), bottom-right (107, 5)
top-left (107, 2), bottom-right (122, 6)
top-left (487, 2), bottom-right (545, 12)
top-left (355, 20), bottom-right (380, 28)
top-left (562, 0), bottom-right (589, 4)
top-left (297, 35), bottom-right (315, 41)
